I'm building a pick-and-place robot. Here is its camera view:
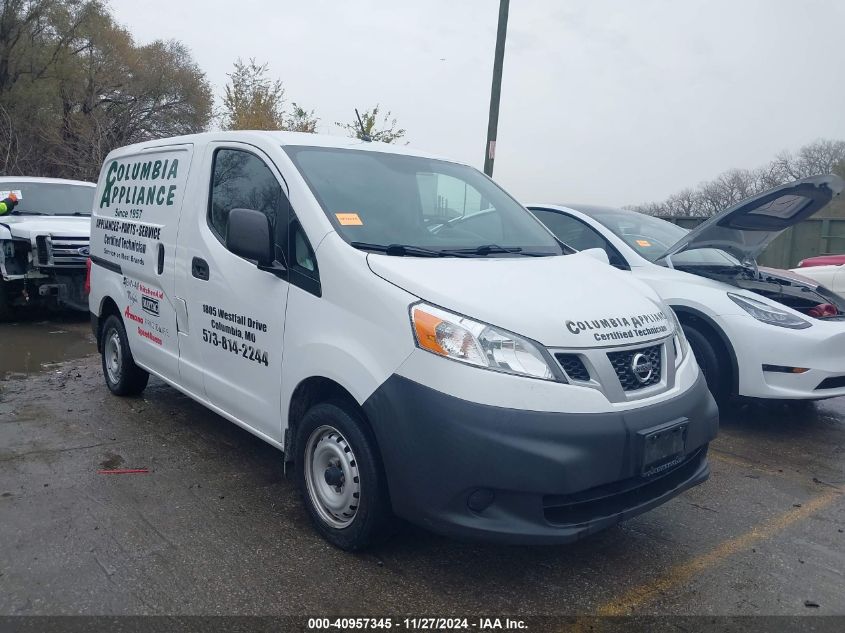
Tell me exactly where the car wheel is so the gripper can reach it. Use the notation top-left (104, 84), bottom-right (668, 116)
top-left (683, 324), bottom-right (730, 401)
top-left (296, 401), bottom-right (393, 550)
top-left (100, 314), bottom-right (149, 396)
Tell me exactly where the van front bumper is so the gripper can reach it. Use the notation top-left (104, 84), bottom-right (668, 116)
top-left (363, 373), bottom-right (718, 544)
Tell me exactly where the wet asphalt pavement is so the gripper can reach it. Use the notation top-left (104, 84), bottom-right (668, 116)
top-left (0, 316), bottom-right (843, 617)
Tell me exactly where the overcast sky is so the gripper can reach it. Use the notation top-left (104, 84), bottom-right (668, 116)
top-left (109, 0), bottom-right (845, 206)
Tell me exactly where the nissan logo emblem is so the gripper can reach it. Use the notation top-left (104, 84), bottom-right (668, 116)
top-left (631, 352), bottom-right (654, 384)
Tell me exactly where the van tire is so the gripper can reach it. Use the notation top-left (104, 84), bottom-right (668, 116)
top-left (683, 324), bottom-right (730, 401)
top-left (100, 314), bottom-right (149, 396)
top-left (296, 401), bottom-right (393, 550)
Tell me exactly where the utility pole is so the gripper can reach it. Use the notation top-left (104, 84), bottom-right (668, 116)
top-left (483, 0), bottom-right (510, 177)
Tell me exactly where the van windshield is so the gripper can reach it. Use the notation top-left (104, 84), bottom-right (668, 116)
top-left (0, 181), bottom-right (95, 216)
top-left (284, 146), bottom-right (563, 257)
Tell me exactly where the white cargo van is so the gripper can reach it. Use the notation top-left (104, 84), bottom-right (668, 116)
top-left (89, 132), bottom-right (718, 549)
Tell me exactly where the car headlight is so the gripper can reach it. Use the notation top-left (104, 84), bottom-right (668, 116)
top-left (728, 292), bottom-right (811, 329)
top-left (410, 303), bottom-right (558, 381)
top-left (665, 306), bottom-right (689, 365)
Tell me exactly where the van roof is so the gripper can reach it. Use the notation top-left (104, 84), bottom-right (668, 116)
top-left (108, 131), bottom-right (450, 162)
top-left (0, 176), bottom-right (95, 188)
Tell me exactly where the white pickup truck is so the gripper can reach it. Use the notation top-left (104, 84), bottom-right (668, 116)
top-left (0, 177), bottom-right (95, 319)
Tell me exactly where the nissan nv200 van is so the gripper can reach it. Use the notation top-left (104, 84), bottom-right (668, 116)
top-left (88, 132), bottom-right (718, 549)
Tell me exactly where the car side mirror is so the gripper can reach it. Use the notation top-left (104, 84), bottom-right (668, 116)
top-left (580, 247), bottom-right (610, 265)
top-left (226, 208), bottom-right (275, 266)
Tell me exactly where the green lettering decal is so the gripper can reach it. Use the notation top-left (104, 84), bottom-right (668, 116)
top-left (151, 160), bottom-right (162, 180)
top-left (131, 163), bottom-right (141, 179)
top-left (116, 164), bottom-right (126, 180)
top-left (166, 185), bottom-right (177, 206)
top-left (146, 186), bottom-right (156, 205)
top-left (140, 162), bottom-right (152, 180)
top-left (156, 186), bottom-right (166, 205)
top-left (167, 159), bottom-right (179, 180)
top-left (99, 162), bottom-right (119, 208)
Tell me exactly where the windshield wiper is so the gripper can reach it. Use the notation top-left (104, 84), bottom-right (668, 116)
top-left (56, 212), bottom-right (89, 216)
top-left (440, 244), bottom-right (549, 257)
top-left (350, 242), bottom-right (450, 258)
top-left (10, 210), bottom-right (45, 216)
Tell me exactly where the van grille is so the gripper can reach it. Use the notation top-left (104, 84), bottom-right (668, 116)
top-left (554, 354), bottom-right (590, 381)
top-left (35, 235), bottom-right (89, 268)
top-left (607, 344), bottom-right (662, 391)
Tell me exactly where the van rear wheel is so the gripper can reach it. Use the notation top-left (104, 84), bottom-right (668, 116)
top-left (100, 314), bottom-right (149, 396)
top-left (296, 401), bottom-right (392, 550)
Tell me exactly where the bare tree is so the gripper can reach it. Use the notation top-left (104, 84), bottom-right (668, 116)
top-left (630, 139), bottom-right (845, 217)
top-left (336, 105), bottom-right (406, 143)
top-left (284, 102), bottom-right (318, 133)
top-left (221, 58), bottom-right (286, 131)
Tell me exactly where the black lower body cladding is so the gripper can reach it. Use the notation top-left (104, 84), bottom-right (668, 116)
top-left (362, 373), bottom-right (718, 544)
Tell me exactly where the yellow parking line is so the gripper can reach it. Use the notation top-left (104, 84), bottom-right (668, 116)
top-left (595, 488), bottom-right (841, 616)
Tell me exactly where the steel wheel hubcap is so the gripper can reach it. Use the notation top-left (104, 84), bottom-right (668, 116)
top-left (105, 330), bottom-right (122, 384)
top-left (304, 425), bottom-right (361, 528)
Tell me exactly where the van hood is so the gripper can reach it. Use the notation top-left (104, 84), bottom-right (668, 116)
top-left (0, 215), bottom-right (90, 241)
top-left (367, 252), bottom-right (674, 348)
top-left (660, 175), bottom-right (844, 263)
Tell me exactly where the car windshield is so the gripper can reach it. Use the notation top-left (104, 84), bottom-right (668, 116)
top-left (284, 146), bottom-right (563, 257)
top-left (587, 208), bottom-right (740, 266)
top-left (0, 181), bottom-right (95, 215)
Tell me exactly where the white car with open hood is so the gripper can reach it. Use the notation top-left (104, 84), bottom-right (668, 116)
top-left (0, 176), bottom-right (94, 318)
top-left (529, 175), bottom-right (845, 402)
top-left (88, 131), bottom-right (717, 549)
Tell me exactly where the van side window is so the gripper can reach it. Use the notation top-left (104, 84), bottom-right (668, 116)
top-left (209, 148), bottom-right (321, 295)
top-left (531, 209), bottom-right (629, 270)
top-left (209, 149), bottom-right (288, 247)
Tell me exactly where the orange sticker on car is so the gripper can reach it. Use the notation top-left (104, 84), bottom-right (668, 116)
top-left (636, 240), bottom-right (652, 247)
top-left (335, 212), bottom-right (363, 226)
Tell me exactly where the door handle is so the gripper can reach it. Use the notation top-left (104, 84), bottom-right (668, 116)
top-left (191, 257), bottom-right (209, 281)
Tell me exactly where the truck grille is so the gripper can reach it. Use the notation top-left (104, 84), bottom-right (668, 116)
top-left (35, 235), bottom-right (90, 268)
top-left (607, 344), bottom-right (662, 391)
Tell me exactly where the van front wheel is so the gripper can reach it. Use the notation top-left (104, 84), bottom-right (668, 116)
top-left (100, 314), bottom-right (149, 396)
top-left (296, 402), bottom-right (392, 550)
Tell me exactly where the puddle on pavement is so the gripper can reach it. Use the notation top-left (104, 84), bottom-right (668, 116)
top-left (0, 317), bottom-right (96, 379)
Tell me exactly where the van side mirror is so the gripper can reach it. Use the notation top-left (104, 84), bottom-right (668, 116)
top-left (226, 208), bottom-right (275, 266)
top-left (580, 247), bottom-right (610, 265)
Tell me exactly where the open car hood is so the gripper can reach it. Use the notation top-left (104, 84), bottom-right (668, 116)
top-left (660, 175), bottom-right (844, 263)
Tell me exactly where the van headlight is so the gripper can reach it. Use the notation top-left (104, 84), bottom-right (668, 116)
top-left (728, 293), bottom-right (811, 329)
top-left (410, 303), bottom-right (558, 381)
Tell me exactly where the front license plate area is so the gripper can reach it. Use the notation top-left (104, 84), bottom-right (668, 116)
top-left (639, 420), bottom-right (688, 477)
